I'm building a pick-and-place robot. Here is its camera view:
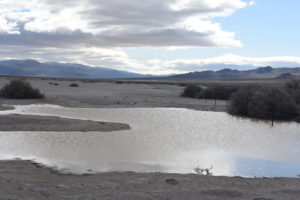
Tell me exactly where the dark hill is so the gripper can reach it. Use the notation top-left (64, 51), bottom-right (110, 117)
top-left (0, 60), bottom-right (150, 79)
top-left (170, 66), bottom-right (300, 80)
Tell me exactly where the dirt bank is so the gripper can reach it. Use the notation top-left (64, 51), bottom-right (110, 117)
top-left (0, 160), bottom-right (299, 200)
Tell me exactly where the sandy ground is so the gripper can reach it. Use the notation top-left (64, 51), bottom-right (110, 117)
top-left (0, 114), bottom-right (129, 131)
top-left (0, 76), bottom-right (299, 199)
top-left (1, 160), bottom-right (300, 200)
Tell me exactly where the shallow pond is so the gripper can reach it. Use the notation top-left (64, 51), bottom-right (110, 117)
top-left (0, 104), bottom-right (300, 177)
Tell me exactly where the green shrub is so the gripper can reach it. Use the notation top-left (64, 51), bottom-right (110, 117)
top-left (181, 85), bottom-right (202, 98)
top-left (0, 80), bottom-right (45, 99)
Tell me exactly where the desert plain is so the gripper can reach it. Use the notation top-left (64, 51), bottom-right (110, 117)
top-left (0, 76), bottom-right (299, 200)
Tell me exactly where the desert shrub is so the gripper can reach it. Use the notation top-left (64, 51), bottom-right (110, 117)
top-left (199, 85), bottom-right (238, 100)
top-left (286, 79), bottom-right (300, 89)
top-left (178, 83), bottom-right (189, 87)
top-left (287, 89), bottom-right (300, 104)
top-left (182, 85), bottom-right (238, 100)
top-left (69, 83), bottom-right (79, 87)
top-left (296, 115), bottom-right (300, 123)
top-left (181, 85), bottom-right (202, 98)
top-left (115, 81), bottom-right (125, 84)
top-left (228, 86), bottom-right (258, 116)
top-left (248, 87), bottom-right (298, 120)
top-left (0, 80), bottom-right (45, 99)
top-left (294, 91), bottom-right (300, 104)
top-left (285, 80), bottom-right (300, 104)
top-left (229, 86), bottom-right (298, 120)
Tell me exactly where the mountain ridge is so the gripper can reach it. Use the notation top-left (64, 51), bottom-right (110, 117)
top-left (1, 59), bottom-right (300, 80)
top-left (169, 66), bottom-right (300, 80)
top-left (0, 59), bottom-right (150, 79)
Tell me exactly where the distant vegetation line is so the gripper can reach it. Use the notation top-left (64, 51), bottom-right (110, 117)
top-left (182, 80), bottom-right (300, 123)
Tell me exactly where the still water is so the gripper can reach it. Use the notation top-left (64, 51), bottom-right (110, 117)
top-left (0, 104), bottom-right (300, 177)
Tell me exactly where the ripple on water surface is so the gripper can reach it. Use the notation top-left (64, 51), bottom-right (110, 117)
top-left (0, 104), bottom-right (300, 177)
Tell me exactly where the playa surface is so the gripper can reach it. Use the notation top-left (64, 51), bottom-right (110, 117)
top-left (0, 76), bottom-right (228, 111)
top-left (0, 76), bottom-right (299, 199)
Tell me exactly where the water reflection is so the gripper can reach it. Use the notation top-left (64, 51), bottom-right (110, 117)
top-left (0, 104), bottom-right (299, 177)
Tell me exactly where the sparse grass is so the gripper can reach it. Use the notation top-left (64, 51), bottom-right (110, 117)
top-left (0, 80), bottom-right (45, 99)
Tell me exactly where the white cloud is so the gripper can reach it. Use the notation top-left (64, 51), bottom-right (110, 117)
top-left (0, 46), bottom-right (150, 73)
top-left (0, 0), bottom-right (248, 48)
top-left (249, 1), bottom-right (255, 6)
top-left (148, 54), bottom-right (300, 74)
top-left (0, 18), bottom-right (19, 34)
top-left (1, 0), bottom-right (287, 75)
top-left (1, 46), bottom-right (300, 75)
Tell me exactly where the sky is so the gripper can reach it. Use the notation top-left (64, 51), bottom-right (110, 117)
top-left (0, 0), bottom-right (300, 74)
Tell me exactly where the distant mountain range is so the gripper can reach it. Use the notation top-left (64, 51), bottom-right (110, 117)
top-left (0, 60), bottom-right (151, 79)
top-left (169, 66), bottom-right (300, 80)
top-left (1, 60), bottom-right (300, 80)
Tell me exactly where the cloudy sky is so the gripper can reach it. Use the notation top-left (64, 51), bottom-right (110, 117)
top-left (0, 0), bottom-right (300, 74)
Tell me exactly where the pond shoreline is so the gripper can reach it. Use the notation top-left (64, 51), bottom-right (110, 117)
top-left (1, 77), bottom-right (300, 199)
top-left (1, 160), bottom-right (300, 200)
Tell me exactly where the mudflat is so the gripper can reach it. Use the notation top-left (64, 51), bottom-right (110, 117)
top-left (0, 114), bottom-right (130, 132)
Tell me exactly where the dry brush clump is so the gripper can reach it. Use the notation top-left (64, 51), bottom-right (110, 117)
top-left (181, 80), bottom-right (300, 122)
top-left (181, 85), bottom-right (202, 98)
top-left (198, 85), bottom-right (238, 100)
top-left (182, 85), bottom-right (238, 100)
top-left (229, 85), bottom-right (299, 121)
top-left (69, 83), bottom-right (79, 87)
top-left (285, 79), bottom-right (300, 104)
top-left (0, 80), bottom-right (45, 99)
